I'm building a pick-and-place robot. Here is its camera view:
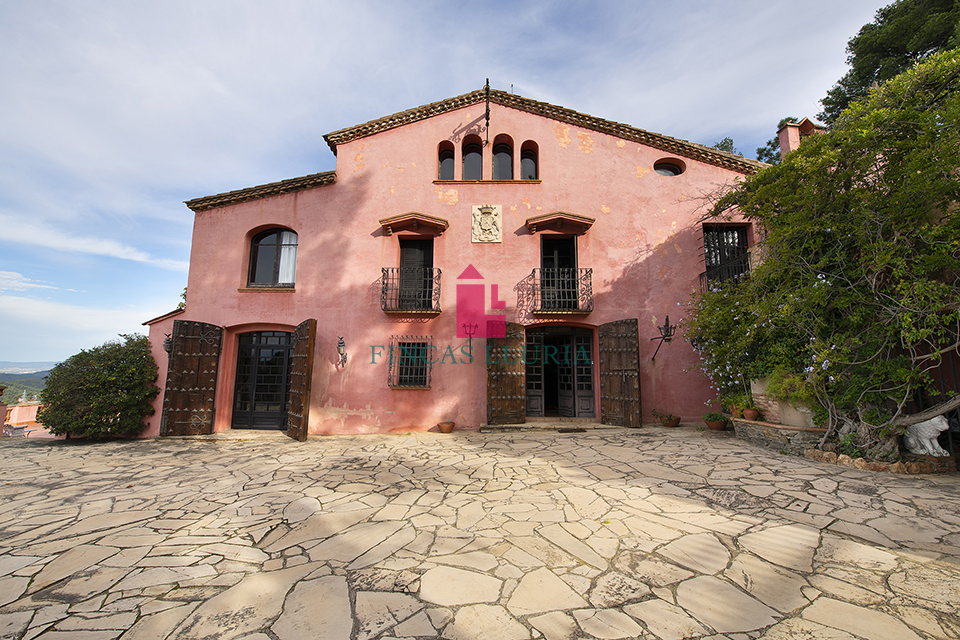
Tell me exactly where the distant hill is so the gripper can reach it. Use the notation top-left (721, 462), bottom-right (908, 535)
top-left (0, 370), bottom-right (50, 404)
top-left (0, 361), bottom-right (58, 375)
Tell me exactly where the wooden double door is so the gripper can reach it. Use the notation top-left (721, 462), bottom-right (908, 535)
top-left (160, 319), bottom-right (315, 441)
top-left (487, 320), bottom-right (640, 427)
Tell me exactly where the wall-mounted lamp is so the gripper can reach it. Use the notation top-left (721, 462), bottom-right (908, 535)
top-left (337, 337), bottom-right (347, 366)
top-left (462, 323), bottom-right (478, 350)
top-left (650, 315), bottom-right (677, 362)
top-left (163, 334), bottom-right (173, 354)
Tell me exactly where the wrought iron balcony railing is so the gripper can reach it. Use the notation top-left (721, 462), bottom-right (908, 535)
top-left (699, 254), bottom-right (751, 292)
top-left (381, 268), bottom-right (442, 313)
top-left (531, 268), bottom-right (593, 313)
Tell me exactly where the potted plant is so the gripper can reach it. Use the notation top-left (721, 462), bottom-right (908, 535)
top-left (742, 406), bottom-right (760, 421)
top-left (437, 421), bottom-right (455, 433)
top-left (652, 409), bottom-right (681, 428)
top-left (703, 412), bottom-right (728, 430)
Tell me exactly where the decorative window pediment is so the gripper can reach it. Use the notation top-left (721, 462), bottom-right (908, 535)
top-left (525, 211), bottom-right (595, 235)
top-left (379, 212), bottom-right (450, 236)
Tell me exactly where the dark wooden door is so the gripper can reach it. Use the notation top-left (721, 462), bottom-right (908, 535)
top-left (599, 319), bottom-right (641, 428)
top-left (160, 320), bottom-right (223, 436)
top-left (487, 322), bottom-right (526, 424)
top-left (286, 319), bottom-right (316, 442)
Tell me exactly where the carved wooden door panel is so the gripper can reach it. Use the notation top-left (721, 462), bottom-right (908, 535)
top-left (599, 319), bottom-right (641, 428)
top-left (160, 320), bottom-right (223, 436)
top-left (487, 322), bottom-right (526, 425)
top-left (524, 331), bottom-right (544, 417)
top-left (286, 319), bottom-right (316, 442)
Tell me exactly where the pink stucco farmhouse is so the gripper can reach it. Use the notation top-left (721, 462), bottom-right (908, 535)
top-left (144, 88), bottom-right (764, 439)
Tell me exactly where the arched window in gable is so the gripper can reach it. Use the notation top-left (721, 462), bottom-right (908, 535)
top-left (438, 141), bottom-right (455, 180)
top-left (521, 140), bottom-right (539, 180)
top-left (492, 134), bottom-right (514, 180)
top-left (462, 135), bottom-right (483, 180)
top-left (248, 228), bottom-right (298, 287)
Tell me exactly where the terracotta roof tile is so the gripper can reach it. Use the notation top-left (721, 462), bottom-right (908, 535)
top-left (324, 89), bottom-right (766, 174)
top-left (185, 171), bottom-right (336, 212)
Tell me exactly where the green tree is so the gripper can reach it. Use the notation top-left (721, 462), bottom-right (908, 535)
top-left (38, 334), bottom-right (159, 439)
top-left (688, 48), bottom-right (960, 458)
top-left (712, 137), bottom-right (740, 155)
top-left (755, 117), bottom-right (798, 164)
top-left (819, 0), bottom-right (960, 124)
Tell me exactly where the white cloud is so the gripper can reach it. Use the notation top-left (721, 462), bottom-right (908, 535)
top-left (0, 272), bottom-right (58, 292)
top-left (0, 213), bottom-right (188, 271)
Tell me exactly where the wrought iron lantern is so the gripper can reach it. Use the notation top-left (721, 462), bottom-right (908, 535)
top-left (650, 315), bottom-right (677, 361)
top-left (337, 337), bottom-right (347, 366)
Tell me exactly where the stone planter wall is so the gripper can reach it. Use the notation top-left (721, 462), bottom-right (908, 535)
top-left (732, 419), bottom-right (826, 456)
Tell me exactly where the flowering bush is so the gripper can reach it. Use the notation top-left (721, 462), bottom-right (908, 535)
top-left (688, 48), bottom-right (960, 458)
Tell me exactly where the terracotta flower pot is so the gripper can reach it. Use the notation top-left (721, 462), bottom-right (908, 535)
top-left (742, 409), bottom-right (760, 421)
top-left (705, 420), bottom-right (727, 431)
top-left (437, 421), bottom-right (455, 433)
top-left (661, 417), bottom-right (681, 428)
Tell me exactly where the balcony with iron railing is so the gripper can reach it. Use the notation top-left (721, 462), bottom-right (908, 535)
top-left (699, 254), bottom-right (751, 292)
top-left (381, 268), bottom-right (442, 314)
top-left (531, 268), bottom-right (593, 314)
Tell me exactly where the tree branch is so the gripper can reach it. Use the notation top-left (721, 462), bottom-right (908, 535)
top-left (891, 393), bottom-right (960, 426)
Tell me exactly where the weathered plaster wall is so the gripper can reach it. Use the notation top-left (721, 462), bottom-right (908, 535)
top-left (146, 102), bottom-right (749, 435)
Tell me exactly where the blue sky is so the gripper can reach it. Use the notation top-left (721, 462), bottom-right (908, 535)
top-left (0, 0), bottom-right (886, 362)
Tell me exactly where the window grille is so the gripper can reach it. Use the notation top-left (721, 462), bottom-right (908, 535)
top-left (388, 335), bottom-right (433, 388)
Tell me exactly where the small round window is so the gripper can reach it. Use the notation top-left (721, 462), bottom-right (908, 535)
top-left (654, 159), bottom-right (685, 176)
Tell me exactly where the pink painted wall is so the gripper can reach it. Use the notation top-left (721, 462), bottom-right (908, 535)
top-left (146, 102), bottom-right (751, 435)
top-left (4, 402), bottom-right (56, 438)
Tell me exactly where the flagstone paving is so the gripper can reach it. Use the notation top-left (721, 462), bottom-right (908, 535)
top-left (1, 425), bottom-right (959, 639)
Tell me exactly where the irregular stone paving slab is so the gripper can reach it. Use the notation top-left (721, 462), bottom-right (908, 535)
top-left (272, 576), bottom-right (353, 640)
top-left (0, 555), bottom-right (41, 578)
top-left (658, 533), bottom-right (730, 574)
top-left (528, 610), bottom-right (579, 640)
top-left (622, 598), bottom-right (709, 640)
top-left (803, 597), bottom-right (923, 640)
top-left (0, 576), bottom-right (30, 608)
top-left (573, 608), bottom-right (644, 639)
top-left (118, 603), bottom-right (198, 640)
top-left (263, 508), bottom-right (376, 552)
top-left (738, 523), bottom-right (820, 572)
top-left (724, 553), bottom-right (809, 613)
top-left (354, 591), bottom-right (422, 640)
top-left (29, 545), bottom-right (119, 593)
top-left (0, 610), bottom-right (32, 639)
top-left (758, 617), bottom-right (859, 639)
top-left (676, 575), bottom-right (780, 633)
top-left (588, 571), bottom-right (651, 607)
top-left (174, 563), bottom-right (319, 639)
top-left (420, 566), bottom-right (502, 606)
top-left (443, 604), bottom-right (530, 640)
top-left (506, 567), bottom-right (588, 616)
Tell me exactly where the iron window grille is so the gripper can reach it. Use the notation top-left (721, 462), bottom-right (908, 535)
top-left (531, 268), bottom-right (593, 313)
top-left (388, 335), bottom-right (434, 388)
top-left (699, 225), bottom-right (750, 291)
top-left (381, 268), bottom-right (442, 313)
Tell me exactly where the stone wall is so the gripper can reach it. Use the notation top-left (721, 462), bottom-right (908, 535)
top-left (732, 419), bottom-right (826, 456)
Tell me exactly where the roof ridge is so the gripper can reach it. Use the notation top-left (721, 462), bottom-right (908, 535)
top-left (323, 89), bottom-right (765, 174)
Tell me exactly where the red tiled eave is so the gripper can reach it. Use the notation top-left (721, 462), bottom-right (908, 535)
top-left (185, 171), bottom-right (337, 212)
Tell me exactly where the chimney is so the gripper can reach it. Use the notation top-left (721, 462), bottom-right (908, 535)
top-left (777, 117), bottom-right (825, 160)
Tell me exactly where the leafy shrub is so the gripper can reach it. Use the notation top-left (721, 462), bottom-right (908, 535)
top-left (39, 334), bottom-right (159, 439)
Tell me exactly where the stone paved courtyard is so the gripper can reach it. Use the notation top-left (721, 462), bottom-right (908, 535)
top-left (1, 425), bottom-right (959, 640)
